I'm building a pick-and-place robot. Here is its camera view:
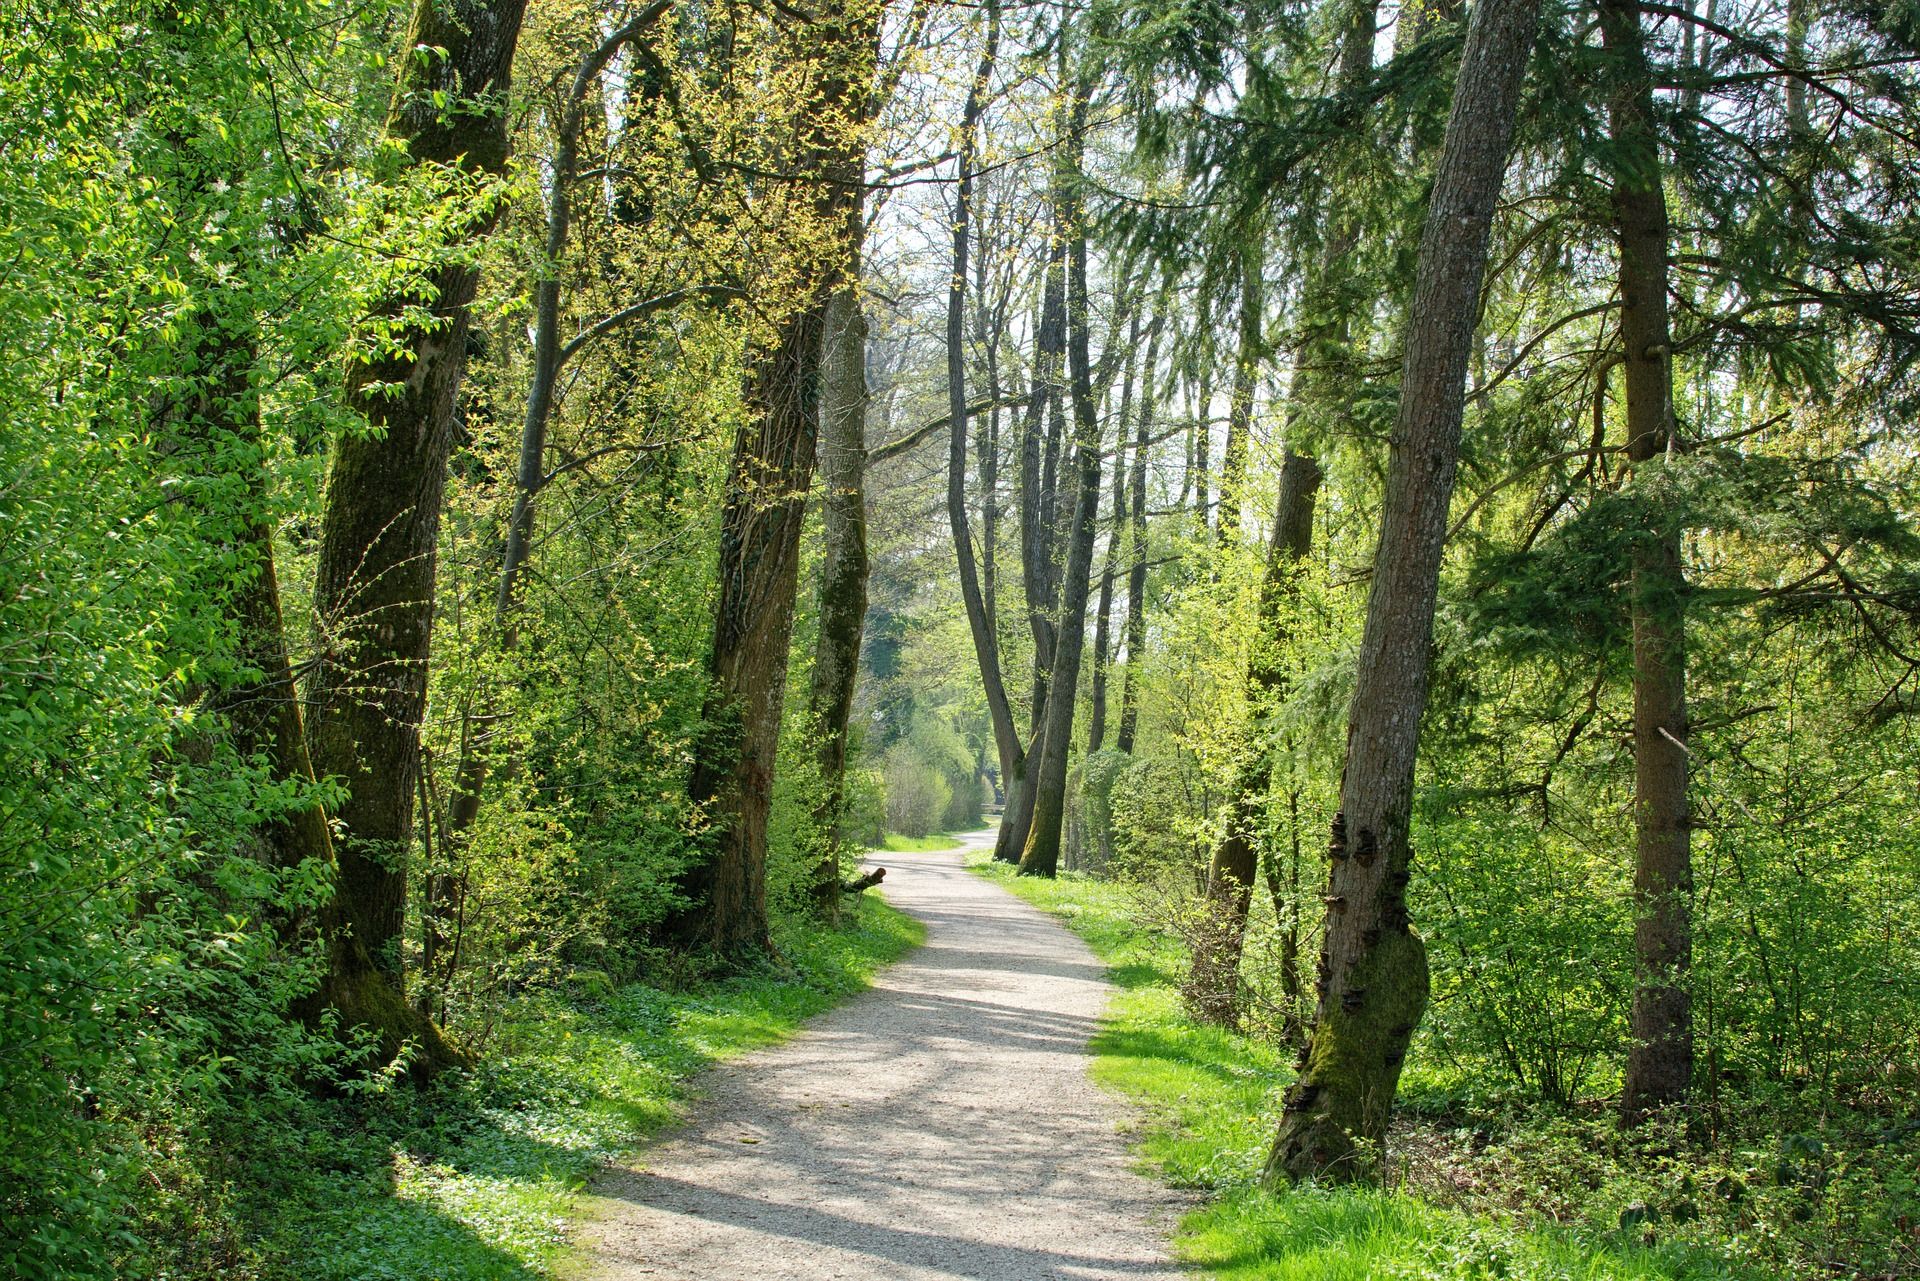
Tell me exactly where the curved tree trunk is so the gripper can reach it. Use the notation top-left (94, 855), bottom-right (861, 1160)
top-left (305, 0), bottom-right (528, 1072)
top-left (1602, 0), bottom-right (1693, 1123)
top-left (1265, 0), bottom-right (1539, 1182)
top-left (944, 4), bottom-right (1020, 855)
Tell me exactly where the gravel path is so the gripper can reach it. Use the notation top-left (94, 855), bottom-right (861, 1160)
top-left (572, 829), bottom-right (1188, 1280)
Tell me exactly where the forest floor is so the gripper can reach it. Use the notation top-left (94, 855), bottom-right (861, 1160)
top-left (566, 828), bottom-right (1190, 1279)
top-left (240, 901), bottom-right (922, 1280)
top-left (973, 859), bottom-right (1891, 1281)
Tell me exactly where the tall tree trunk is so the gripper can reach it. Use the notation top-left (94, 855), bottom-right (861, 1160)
top-left (1264, 0), bottom-right (1539, 1183)
top-left (997, 238), bottom-right (1067, 863)
top-left (1218, 259), bottom-right (1262, 543)
top-left (1188, 370), bottom-right (1212, 521)
top-left (1117, 312), bottom-right (1164, 755)
top-left (1185, 452), bottom-right (1321, 1024)
top-left (807, 283), bottom-right (871, 920)
top-left (305, 0), bottom-right (527, 1067)
top-left (210, 367), bottom-right (440, 1061)
top-left (946, 3), bottom-right (1020, 855)
top-left (1188, 0), bottom-right (1375, 1025)
top-left (1603, 0), bottom-right (1693, 1122)
top-left (975, 171), bottom-right (1005, 661)
top-left (1018, 86), bottom-right (1100, 878)
top-left (441, 11), bottom-right (670, 893)
top-left (1088, 312), bottom-right (1141, 753)
top-left (663, 0), bottom-right (879, 958)
top-left (804, 0), bottom-right (892, 917)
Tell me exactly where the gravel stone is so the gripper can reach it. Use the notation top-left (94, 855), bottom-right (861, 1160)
top-left (572, 829), bottom-right (1189, 1279)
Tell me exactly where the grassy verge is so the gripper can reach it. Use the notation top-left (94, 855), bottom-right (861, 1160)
top-left (967, 857), bottom-right (1769, 1281)
top-left (240, 901), bottom-right (921, 1280)
top-left (879, 832), bottom-right (964, 852)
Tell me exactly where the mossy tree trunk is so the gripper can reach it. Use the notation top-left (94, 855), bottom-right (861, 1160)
top-left (803, 0), bottom-right (892, 920)
top-left (808, 280), bottom-right (872, 921)
top-left (1602, 0), bottom-right (1694, 1122)
top-left (663, 0), bottom-right (880, 958)
top-left (1264, 0), bottom-right (1539, 1182)
top-left (305, 0), bottom-right (528, 1072)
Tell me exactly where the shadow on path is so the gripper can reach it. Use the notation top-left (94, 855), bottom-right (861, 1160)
top-left (573, 828), bottom-right (1188, 1280)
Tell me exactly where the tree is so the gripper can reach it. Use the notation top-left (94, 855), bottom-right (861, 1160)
top-left (664, 0), bottom-right (882, 957)
top-left (1601, 0), bottom-right (1693, 1122)
top-left (945, 1), bottom-right (1023, 863)
top-left (1116, 310), bottom-right (1165, 755)
top-left (807, 279), bottom-right (874, 919)
top-left (1265, 0), bottom-right (1542, 1181)
top-left (1185, 451), bottom-right (1321, 1024)
top-left (1019, 76), bottom-right (1105, 877)
top-left (305, 0), bottom-right (531, 1067)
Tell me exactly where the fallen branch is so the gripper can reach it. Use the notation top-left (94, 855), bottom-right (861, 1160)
top-left (840, 867), bottom-right (886, 895)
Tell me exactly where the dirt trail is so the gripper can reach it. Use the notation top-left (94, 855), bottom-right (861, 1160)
top-left (573, 829), bottom-right (1187, 1279)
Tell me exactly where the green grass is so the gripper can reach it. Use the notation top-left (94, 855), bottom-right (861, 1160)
top-left (968, 857), bottom-right (1764, 1281)
top-left (247, 901), bottom-right (922, 1280)
top-left (878, 831), bottom-right (964, 852)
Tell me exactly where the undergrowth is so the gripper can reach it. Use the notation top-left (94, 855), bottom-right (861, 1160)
top-left (206, 901), bottom-right (921, 1280)
top-left (880, 832), bottom-right (965, 852)
top-left (968, 857), bottom-right (1902, 1281)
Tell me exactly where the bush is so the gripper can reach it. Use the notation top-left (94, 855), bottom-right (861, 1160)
top-left (883, 746), bottom-right (951, 838)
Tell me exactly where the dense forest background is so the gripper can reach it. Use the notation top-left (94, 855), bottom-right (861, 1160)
top-left (4, 0), bottom-right (1919, 1275)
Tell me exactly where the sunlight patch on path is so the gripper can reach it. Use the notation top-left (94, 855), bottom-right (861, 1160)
top-left (570, 828), bottom-right (1187, 1280)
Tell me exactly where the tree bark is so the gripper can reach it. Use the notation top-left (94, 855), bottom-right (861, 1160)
top-left (807, 282), bottom-right (871, 921)
top-left (1602, 0), bottom-right (1693, 1122)
top-left (1265, 0), bottom-right (1539, 1183)
top-left (804, 0), bottom-right (892, 919)
top-left (997, 234), bottom-right (1068, 864)
top-left (1018, 85), bottom-right (1100, 878)
top-left (1217, 259), bottom-right (1263, 543)
top-left (1116, 312), bottom-right (1164, 755)
top-left (662, 0), bottom-right (879, 959)
top-left (1185, 452), bottom-right (1321, 1024)
top-left (945, 3), bottom-right (1020, 852)
top-left (305, 0), bottom-right (527, 1066)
